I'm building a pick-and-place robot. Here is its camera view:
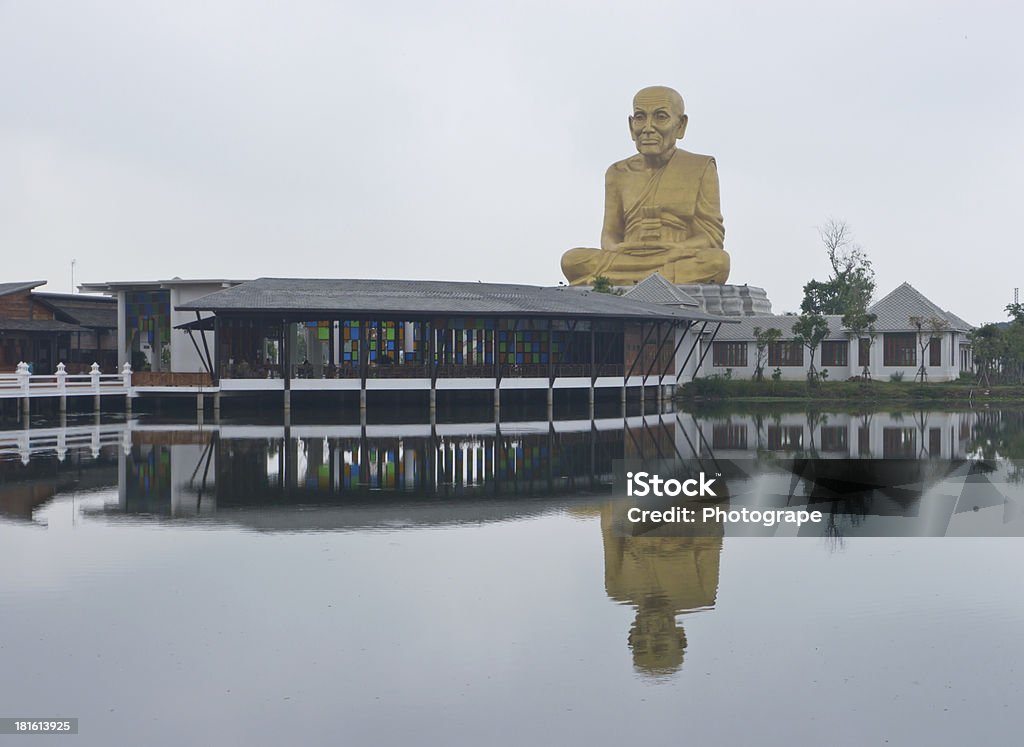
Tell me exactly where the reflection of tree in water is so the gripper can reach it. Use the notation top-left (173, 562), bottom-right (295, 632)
top-left (600, 503), bottom-right (722, 677)
top-left (970, 410), bottom-right (1024, 482)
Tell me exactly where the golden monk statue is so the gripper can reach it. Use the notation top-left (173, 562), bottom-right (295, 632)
top-left (601, 501), bottom-right (723, 676)
top-left (561, 86), bottom-right (730, 286)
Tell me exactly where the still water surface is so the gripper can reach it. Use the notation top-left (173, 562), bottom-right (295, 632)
top-left (1, 407), bottom-right (1022, 745)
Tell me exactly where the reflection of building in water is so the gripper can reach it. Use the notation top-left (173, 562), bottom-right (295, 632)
top-left (697, 410), bottom-right (976, 460)
top-left (601, 502), bottom-right (722, 677)
top-left (121, 429), bottom-right (216, 515)
top-left (115, 417), bottom-right (689, 515)
top-left (0, 442), bottom-right (118, 520)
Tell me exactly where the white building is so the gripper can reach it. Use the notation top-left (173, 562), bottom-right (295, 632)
top-left (620, 275), bottom-right (975, 383)
top-left (694, 282), bottom-right (974, 382)
top-left (79, 278), bottom-right (243, 376)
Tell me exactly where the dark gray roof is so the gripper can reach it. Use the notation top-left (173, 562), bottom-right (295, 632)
top-left (79, 278), bottom-right (244, 292)
top-left (869, 282), bottom-right (973, 332)
top-left (34, 293), bottom-right (117, 329)
top-left (0, 318), bottom-right (84, 333)
top-left (178, 278), bottom-right (732, 322)
top-left (0, 281), bottom-right (46, 297)
top-left (710, 314), bottom-right (848, 341)
top-left (621, 272), bottom-right (701, 307)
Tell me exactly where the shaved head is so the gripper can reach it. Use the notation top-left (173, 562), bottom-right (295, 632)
top-left (633, 85), bottom-right (685, 118)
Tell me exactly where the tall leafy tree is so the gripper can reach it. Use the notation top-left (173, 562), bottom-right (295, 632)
top-left (752, 326), bottom-right (782, 382)
top-left (791, 313), bottom-right (831, 384)
top-left (909, 315), bottom-right (949, 383)
top-left (969, 324), bottom-right (1003, 386)
top-left (801, 219), bottom-right (876, 324)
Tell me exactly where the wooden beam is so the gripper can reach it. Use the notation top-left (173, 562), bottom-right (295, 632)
top-left (195, 311), bottom-right (214, 379)
top-left (676, 321), bottom-right (707, 384)
top-left (693, 322), bottom-right (723, 377)
top-left (625, 321), bottom-right (658, 380)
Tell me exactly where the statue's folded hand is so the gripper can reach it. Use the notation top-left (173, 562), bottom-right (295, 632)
top-left (615, 241), bottom-right (698, 260)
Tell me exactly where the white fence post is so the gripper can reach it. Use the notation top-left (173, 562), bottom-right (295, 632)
top-left (16, 361), bottom-right (30, 395)
top-left (55, 362), bottom-right (67, 414)
top-left (122, 362), bottom-right (133, 416)
top-left (16, 362), bottom-right (31, 422)
top-left (90, 362), bottom-right (101, 411)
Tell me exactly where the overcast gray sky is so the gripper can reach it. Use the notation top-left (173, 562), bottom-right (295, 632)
top-left (2, 1), bottom-right (1021, 323)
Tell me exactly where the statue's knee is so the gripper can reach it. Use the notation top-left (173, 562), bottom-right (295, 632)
top-left (561, 247), bottom-right (602, 283)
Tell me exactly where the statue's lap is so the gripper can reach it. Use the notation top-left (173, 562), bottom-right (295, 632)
top-left (561, 247), bottom-right (730, 286)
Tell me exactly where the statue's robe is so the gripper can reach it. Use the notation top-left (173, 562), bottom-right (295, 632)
top-left (600, 502), bottom-right (723, 674)
top-left (561, 149), bottom-right (729, 286)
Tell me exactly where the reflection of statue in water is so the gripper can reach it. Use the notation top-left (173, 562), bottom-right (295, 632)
top-left (562, 86), bottom-right (730, 286)
top-left (601, 501), bottom-right (723, 676)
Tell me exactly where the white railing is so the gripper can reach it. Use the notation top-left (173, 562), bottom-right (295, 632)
top-left (0, 362), bottom-right (132, 400)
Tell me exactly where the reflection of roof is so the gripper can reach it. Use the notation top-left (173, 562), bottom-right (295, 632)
top-left (177, 277), bottom-right (731, 322)
top-left (0, 281), bottom-right (46, 297)
top-left (0, 319), bottom-right (84, 333)
top-left (34, 293), bottom-right (117, 329)
top-left (869, 282), bottom-right (973, 332)
top-left (86, 495), bottom-right (593, 531)
top-left (622, 273), bottom-right (701, 307)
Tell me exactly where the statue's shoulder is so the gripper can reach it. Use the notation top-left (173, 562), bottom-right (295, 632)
top-left (606, 150), bottom-right (718, 177)
top-left (675, 149), bottom-right (717, 170)
top-left (606, 155), bottom-right (646, 176)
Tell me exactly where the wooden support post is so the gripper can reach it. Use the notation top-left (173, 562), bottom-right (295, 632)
top-left (429, 387), bottom-right (437, 427)
top-left (22, 397), bottom-right (30, 423)
top-left (493, 386), bottom-right (500, 421)
top-left (359, 387), bottom-right (367, 427)
top-left (588, 383), bottom-right (595, 421)
top-left (283, 318), bottom-right (292, 420)
top-left (213, 392), bottom-right (221, 422)
top-left (94, 392), bottom-right (101, 412)
top-left (546, 384), bottom-right (553, 422)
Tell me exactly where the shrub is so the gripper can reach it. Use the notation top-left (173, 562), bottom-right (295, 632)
top-left (889, 371), bottom-right (905, 382)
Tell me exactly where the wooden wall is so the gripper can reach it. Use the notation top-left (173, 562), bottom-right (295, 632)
top-left (0, 291), bottom-right (55, 321)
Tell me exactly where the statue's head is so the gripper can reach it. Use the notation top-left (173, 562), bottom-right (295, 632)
top-left (629, 86), bottom-right (688, 160)
top-left (628, 606), bottom-right (687, 676)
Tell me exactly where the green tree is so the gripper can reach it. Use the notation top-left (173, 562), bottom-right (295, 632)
top-left (844, 308), bottom-right (876, 379)
top-left (909, 315), bottom-right (948, 383)
top-left (791, 312), bottom-right (831, 384)
top-left (752, 326), bottom-right (782, 382)
top-left (800, 219), bottom-right (876, 319)
top-left (591, 276), bottom-right (620, 294)
top-left (969, 324), bottom-right (1003, 386)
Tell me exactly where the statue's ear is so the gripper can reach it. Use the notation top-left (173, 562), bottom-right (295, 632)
top-left (676, 114), bottom-right (689, 140)
top-left (628, 115), bottom-right (637, 141)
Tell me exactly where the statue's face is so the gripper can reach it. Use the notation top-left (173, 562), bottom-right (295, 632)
top-left (629, 91), bottom-right (687, 159)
